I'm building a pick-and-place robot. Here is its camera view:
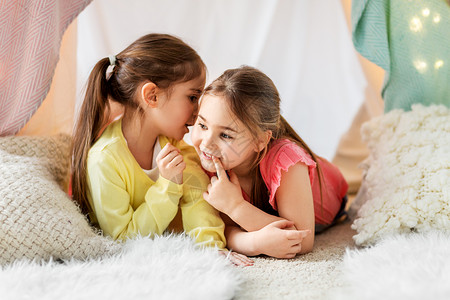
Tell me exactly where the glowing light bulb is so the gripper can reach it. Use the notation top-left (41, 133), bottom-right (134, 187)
top-left (414, 60), bottom-right (428, 73)
top-left (434, 60), bottom-right (444, 70)
top-left (422, 8), bottom-right (430, 17)
top-left (433, 14), bottom-right (441, 23)
top-left (410, 17), bottom-right (423, 32)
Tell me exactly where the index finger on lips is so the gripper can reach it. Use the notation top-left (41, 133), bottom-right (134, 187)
top-left (212, 156), bottom-right (227, 180)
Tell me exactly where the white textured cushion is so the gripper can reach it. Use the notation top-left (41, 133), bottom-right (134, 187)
top-left (351, 104), bottom-right (450, 246)
top-left (0, 134), bottom-right (119, 265)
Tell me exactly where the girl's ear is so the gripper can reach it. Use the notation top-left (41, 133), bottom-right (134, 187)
top-left (255, 130), bottom-right (272, 152)
top-left (141, 82), bottom-right (158, 107)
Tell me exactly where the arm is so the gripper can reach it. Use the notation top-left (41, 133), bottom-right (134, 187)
top-left (174, 139), bottom-right (227, 249)
top-left (224, 217), bottom-right (309, 259)
top-left (204, 157), bottom-right (284, 231)
top-left (275, 163), bottom-right (315, 254)
top-left (87, 151), bottom-right (182, 240)
top-left (208, 158), bottom-right (312, 257)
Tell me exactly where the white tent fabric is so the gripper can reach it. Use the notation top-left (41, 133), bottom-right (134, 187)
top-left (16, 0), bottom-right (385, 182)
top-left (73, 0), bottom-right (367, 160)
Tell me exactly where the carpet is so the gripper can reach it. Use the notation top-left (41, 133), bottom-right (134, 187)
top-left (235, 220), bottom-right (356, 300)
top-left (235, 220), bottom-right (450, 300)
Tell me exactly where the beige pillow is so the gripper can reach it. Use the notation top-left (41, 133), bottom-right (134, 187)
top-left (0, 134), bottom-right (119, 265)
top-left (351, 104), bottom-right (450, 246)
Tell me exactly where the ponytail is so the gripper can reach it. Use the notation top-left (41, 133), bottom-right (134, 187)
top-left (72, 58), bottom-right (111, 215)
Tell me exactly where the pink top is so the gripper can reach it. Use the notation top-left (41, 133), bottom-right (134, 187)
top-left (259, 139), bottom-right (348, 225)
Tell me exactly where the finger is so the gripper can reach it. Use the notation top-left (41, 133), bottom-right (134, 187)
top-left (290, 243), bottom-right (302, 253)
top-left (219, 251), bottom-right (249, 267)
top-left (157, 143), bottom-right (179, 160)
top-left (228, 170), bottom-right (239, 185)
top-left (158, 143), bottom-right (173, 158)
top-left (210, 176), bottom-right (218, 184)
top-left (231, 252), bottom-right (254, 267)
top-left (286, 229), bottom-right (310, 240)
top-left (173, 161), bottom-right (186, 174)
top-left (202, 191), bottom-right (210, 201)
top-left (232, 251), bottom-right (254, 264)
top-left (298, 229), bottom-right (311, 239)
top-left (285, 253), bottom-right (297, 259)
top-left (212, 156), bottom-right (227, 180)
top-left (225, 251), bottom-right (254, 267)
top-left (160, 150), bottom-right (180, 165)
top-left (270, 219), bottom-right (295, 229)
top-left (167, 155), bottom-right (184, 168)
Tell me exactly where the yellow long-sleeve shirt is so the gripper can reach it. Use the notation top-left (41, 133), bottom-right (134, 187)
top-left (86, 119), bottom-right (226, 249)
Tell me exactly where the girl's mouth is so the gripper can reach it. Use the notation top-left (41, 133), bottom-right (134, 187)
top-left (201, 151), bottom-right (213, 160)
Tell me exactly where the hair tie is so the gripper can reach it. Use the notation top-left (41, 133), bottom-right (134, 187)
top-left (108, 55), bottom-right (116, 67)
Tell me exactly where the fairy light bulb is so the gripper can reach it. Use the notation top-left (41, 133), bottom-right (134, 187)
top-left (434, 60), bottom-right (444, 70)
top-left (410, 17), bottom-right (423, 32)
top-left (433, 14), bottom-right (441, 23)
top-left (414, 60), bottom-right (428, 73)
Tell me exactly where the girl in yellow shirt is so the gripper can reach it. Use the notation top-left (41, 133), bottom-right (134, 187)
top-left (71, 34), bottom-right (245, 263)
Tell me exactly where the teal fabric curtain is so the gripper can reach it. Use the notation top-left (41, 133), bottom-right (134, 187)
top-left (352, 0), bottom-right (450, 112)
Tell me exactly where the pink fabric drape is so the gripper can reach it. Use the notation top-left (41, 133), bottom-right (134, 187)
top-left (0, 0), bottom-right (92, 136)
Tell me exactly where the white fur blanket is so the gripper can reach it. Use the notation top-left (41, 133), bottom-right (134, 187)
top-left (0, 234), bottom-right (241, 300)
top-left (338, 231), bottom-right (450, 300)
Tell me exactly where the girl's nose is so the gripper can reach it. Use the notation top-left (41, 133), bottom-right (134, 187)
top-left (202, 132), bottom-right (217, 152)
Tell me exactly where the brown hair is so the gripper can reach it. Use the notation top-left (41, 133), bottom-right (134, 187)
top-left (72, 33), bottom-right (206, 215)
top-left (203, 65), bottom-right (323, 215)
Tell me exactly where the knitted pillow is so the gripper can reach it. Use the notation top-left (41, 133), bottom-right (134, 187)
top-left (351, 104), bottom-right (450, 246)
top-left (0, 134), bottom-right (119, 265)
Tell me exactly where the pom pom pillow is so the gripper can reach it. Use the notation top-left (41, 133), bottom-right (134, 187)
top-left (351, 104), bottom-right (450, 246)
top-left (0, 134), bottom-right (119, 265)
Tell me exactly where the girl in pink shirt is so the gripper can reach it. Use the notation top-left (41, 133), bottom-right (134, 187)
top-left (191, 66), bottom-right (348, 262)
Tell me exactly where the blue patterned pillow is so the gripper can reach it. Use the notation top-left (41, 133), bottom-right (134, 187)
top-left (352, 0), bottom-right (450, 112)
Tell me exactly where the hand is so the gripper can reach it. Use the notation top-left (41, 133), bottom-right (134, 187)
top-left (203, 156), bottom-right (244, 215)
top-left (253, 220), bottom-right (310, 259)
top-left (156, 143), bottom-right (185, 184)
top-left (219, 250), bottom-right (254, 267)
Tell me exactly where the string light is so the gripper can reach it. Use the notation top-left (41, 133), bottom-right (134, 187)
top-left (433, 14), bottom-right (441, 23)
top-left (422, 8), bottom-right (430, 17)
top-left (410, 17), bottom-right (423, 32)
top-left (434, 60), bottom-right (444, 70)
top-left (414, 60), bottom-right (428, 73)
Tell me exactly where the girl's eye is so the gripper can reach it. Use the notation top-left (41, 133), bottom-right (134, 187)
top-left (221, 133), bottom-right (233, 140)
top-left (198, 123), bottom-right (207, 130)
top-left (189, 95), bottom-right (199, 103)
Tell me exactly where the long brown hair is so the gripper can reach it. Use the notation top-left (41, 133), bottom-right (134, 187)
top-left (72, 33), bottom-right (206, 215)
top-left (203, 66), bottom-right (323, 215)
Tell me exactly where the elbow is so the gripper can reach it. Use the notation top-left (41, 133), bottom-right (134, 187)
top-left (299, 244), bottom-right (313, 255)
top-left (299, 236), bottom-right (314, 254)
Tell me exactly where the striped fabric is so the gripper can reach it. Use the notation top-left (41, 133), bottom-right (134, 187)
top-left (352, 0), bottom-right (450, 112)
top-left (0, 0), bottom-right (92, 136)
